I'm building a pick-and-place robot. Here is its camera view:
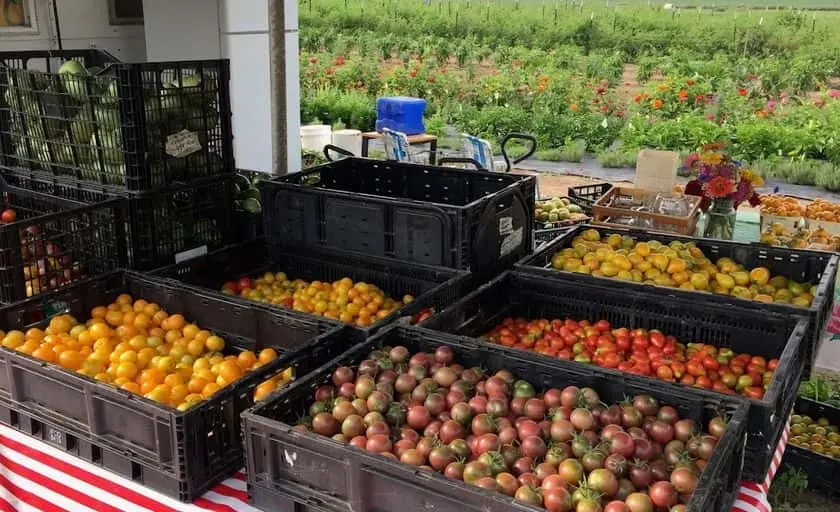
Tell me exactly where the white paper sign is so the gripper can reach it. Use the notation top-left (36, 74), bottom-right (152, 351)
top-left (635, 149), bottom-right (679, 192)
top-left (165, 130), bottom-right (202, 158)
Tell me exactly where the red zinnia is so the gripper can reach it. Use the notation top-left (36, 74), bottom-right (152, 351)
top-left (737, 88), bottom-right (748, 96)
top-left (705, 176), bottom-right (735, 198)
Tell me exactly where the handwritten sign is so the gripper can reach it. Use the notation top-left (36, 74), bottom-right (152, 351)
top-left (635, 149), bottom-right (679, 193)
top-left (165, 129), bottom-right (202, 158)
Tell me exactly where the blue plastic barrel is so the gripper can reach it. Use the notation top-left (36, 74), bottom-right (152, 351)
top-left (375, 97), bottom-right (427, 135)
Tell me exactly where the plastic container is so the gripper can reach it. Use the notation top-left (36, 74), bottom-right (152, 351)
top-left (0, 50), bottom-right (234, 192)
top-left (423, 270), bottom-right (805, 482)
top-left (0, 170), bottom-right (235, 270)
top-left (331, 129), bottom-right (362, 157)
top-left (0, 270), bottom-right (349, 501)
top-left (516, 224), bottom-right (838, 377)
top-left (780, 397), bottom-right (840, 497)
top-left (262, 157), bottom-right (536, 277)
top-left (243, 325), bottom-right (748, 512)
top-left (568, 183), bottom-right (612, 214)
top-left (375, 96), bottom-right (426, 135)
top-left (152, 238), bottom-right (471, 335)
top-left (0, 173), bottom-right (126, 303)
top-left (300, 125), bottom-right (332, 152)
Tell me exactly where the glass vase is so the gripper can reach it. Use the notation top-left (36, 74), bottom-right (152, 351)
top-left (703, 198), bottom-right (736, 240)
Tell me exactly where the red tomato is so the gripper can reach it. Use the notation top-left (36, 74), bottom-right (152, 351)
top-left (680, 375), bottom-right (695, 385)
top-left (686, 362), bottom-right (706, 377)
top-left (745, 363), bottom-right (765, 375)
top-left (632, 336), bottom-right (649, 351)
top-left (744, 386), bottom-right (765, 399)
top-left (712, 380), bottom-right (729, 393)
top-left (767, 358), bottom-right (779, 371)
top-left (595, 319), bottom-right (611, 332)
top-left (729, 364), bottom-right (745, 376)
top-left (602, 352), bottom-right (620, 369)
top-left (695, 376), bottom-right (712, 389)
top-left (750, 356), bottom-right (766, 367)
top-left (702, 356), bottom-right (720, 371)
top-left (656, 365), bottom-right (674, 381)
top-left (671, 362), bottom-right (685, 378)
top-left (615, 336), bottom-right (631, 352)
top-left (649, 331), bottom-right (666, 348)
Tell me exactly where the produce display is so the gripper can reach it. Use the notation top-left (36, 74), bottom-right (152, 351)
top-left (0, 294), bottom-right (282, 410)
top-left (806, 199), bottom-right (840, 223)
top-left (536, 197), bottom-right (588, 227)
top-left (549, 229), bottom-right (816, 306)
top-left (790, 414), bottom-right (840, 459)
top-left (221, 273), bottom-right (413, 327)
top-left (759, 195), bottom-right (805, 218)
top-left (234, 171), bottom-right (262, 216)
top-left (760, 224), bottom-right (840, 252)
top-left (295, 344), bottom-right (730, 511)
top-left (484, 317), bottom-right (775, 400)
top-left (3, 58), bottom-right (222, 186)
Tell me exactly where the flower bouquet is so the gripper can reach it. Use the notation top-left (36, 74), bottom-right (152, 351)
top-left (682, 143), bottom-right (763, 240)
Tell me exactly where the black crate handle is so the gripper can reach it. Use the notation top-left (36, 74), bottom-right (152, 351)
top-left (437, 157), bottom-right (485, 170)
top-left (470, 184), bottom-right (532, 274)
top-left (323, 144), bottom-right (354, 162)
top-left (500, 133), bottom-right (537, 172)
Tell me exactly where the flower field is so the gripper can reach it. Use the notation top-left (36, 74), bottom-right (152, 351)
top-left (300, 0), bottom-right (840, 189)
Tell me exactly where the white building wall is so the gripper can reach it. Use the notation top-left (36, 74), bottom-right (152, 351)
top-left (0, 0), bottom-right (145, 60)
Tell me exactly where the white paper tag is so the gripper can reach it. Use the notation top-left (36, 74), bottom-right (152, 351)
top-left (500, 227), bottom-right (524, 257)
top-left (499, 216), bottom-right (513, 235)
top-left (165, 130), bottom-right (202, 158)
top-left (174, 245), bottom-right (208, 263)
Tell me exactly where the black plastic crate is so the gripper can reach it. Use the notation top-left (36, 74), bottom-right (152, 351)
top-left (568, 183), bottom-right (611, 214)
top-left (533, 226), bottom-right (573, 250)
top-left (153, 238), bottom-right (471, 335)
top-left (126, 175), bottom-right (235, 269)
top-left (0, 50), bottom-right (234, 192)
top-left (780, 397), bottom-right (840, 497)
top-left (0, 270), bottom-right (349, 501)
top-left (243, 325), bottom-right (748, 512)
top-left (261, 157), bottom-right (536, 277)
top-left (1, 170), bottom-right (235, 270)
top-left (423, 270), bottom-right (805, 482)
top-left (516, 224), bottom-right (838, 377)
top-left (0, 174), bottom-right (126, 304)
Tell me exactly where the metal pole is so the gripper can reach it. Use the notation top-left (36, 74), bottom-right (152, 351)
top-left (269, 0), bottom-right (288, 175)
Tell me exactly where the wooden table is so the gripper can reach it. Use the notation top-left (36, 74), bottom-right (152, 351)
top-left (361, 131), bottom-right (439, 164)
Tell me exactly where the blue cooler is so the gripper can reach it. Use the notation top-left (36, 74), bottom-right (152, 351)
top-left (375, 97), bottom-right (427, 135)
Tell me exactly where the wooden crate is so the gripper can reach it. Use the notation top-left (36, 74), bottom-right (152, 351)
top-left (592, 186), bottom-right (701, 235)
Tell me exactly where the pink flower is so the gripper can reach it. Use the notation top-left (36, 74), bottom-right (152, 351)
top-left (829, 89), bottom-right (840, 98)
top-left (766, 100), bottom-right (777, 111)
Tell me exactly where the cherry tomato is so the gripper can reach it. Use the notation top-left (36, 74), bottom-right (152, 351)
top-left (768, 358), bottom-right (779, 371)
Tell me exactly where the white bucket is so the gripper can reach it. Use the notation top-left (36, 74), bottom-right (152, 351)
top-left (300, 125), bottom-right (332, 152)
top-left (332, 129), bottom-right (363, 157)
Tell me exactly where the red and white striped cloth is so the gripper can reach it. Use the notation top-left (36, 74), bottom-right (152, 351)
top-left (0, 420), bottom-right (790, 512)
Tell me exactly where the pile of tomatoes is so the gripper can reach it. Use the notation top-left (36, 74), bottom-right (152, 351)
top-left (296, 343), bottom-right (730, 512)
top-left (0, 294), bottom-right (289, 411)
top-left (222, 273), bottom-right (412, 327)
top-left (484, 317), bottom-right (775, 400)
